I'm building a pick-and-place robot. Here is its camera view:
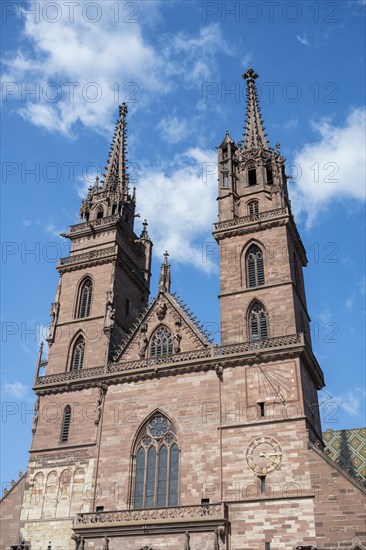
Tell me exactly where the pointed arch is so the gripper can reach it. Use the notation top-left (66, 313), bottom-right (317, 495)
top-left (246, 160), bottom-right (257, 186)
top-left (247, 299), bottom-right (268, 340)
top-left (244, 242), bottom-right (265, 288)
top-left (247, 199), bottom-right (259, 216)
top-left (96, 205), bottom-right (104, 219)
top-left (150, 325), bottom-right (173, 358)
top-left (70, 334), bottom-right (85, 371)
top-left (60, 405), bottom-right (71, 443)
top-left (76, 276), bottom-right (93, 318)
top-left (130, 410), bottom-right (180, 509)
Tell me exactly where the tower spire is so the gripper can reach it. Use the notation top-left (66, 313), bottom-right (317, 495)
top-left (102, 102), bottom-right (129, 197)
top-left (242, 68), bottom-right (269, 150)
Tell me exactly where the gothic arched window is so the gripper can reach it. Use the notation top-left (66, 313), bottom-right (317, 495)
top-left (96, 206), bottom-right (104, 219)
top-left (266, 160), bottom-right (273, 184)
top-left (133, 412), bottom-right (179, 509)
top-left (150, 326), bottom-right (173, 358)
top-left (60, 405), bottom-right (71, 443)
top-left (246, 244), bottom-right (265, 288)
top-left (71, 336), bottom-right (85, 371)
top-left (77, 278), bottom-right (93, 318)
top-left (247, 162), bottom-right (257, 186)
top-left (248, 200), bottom-right (259, 216)
top-left (248, 302), bottom-right (268, 340)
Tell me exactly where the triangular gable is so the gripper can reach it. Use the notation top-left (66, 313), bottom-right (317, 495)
top-left (112, 291), bottom-right (212, 363)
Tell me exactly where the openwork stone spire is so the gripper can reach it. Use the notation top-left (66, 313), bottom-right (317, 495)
top-left (159, 251), bottom-right (171, 293)
top-left (242, 68), bottom-right (269, 150)
top-left (102, 102), bottom-right (129, 197)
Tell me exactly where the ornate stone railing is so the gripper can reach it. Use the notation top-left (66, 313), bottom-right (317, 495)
top-left (69, 213), bottom-right (120, 233)
top-left (36, 366), bottom-right (105, 386)
top-left (75, 503), bottom-right (227, 526)
top-left (35, 334), bottom-right (302, 388)
top-left (213, 207), bottom-right (287, 231)
top-left (58, 246), bottom-right (116, 267)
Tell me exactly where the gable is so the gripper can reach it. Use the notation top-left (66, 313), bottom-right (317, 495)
top-left (112, 292), bottom-right (212, 362)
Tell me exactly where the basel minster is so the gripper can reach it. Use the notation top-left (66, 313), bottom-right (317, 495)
top-left (1, 69), bottom-right (365, 550)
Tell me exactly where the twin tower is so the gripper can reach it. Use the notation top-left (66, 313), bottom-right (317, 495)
top-left (2, 70), bottom-right (365, 550)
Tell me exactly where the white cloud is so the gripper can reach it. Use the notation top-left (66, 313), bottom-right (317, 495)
top-left (136, 147), bottom-right (217, 272)
top-left (296, 34), bottom-right (309, 46)
top-left (4, 382), bottom-right (29, 398)
top-left (290, 107), bottom-right (366, 227)
top-left (2, 3), bottom-right (233, 137)
top-left (157, 116), bottom-right (189, 144)
top-left (330, 387), bottom-right (366, 417)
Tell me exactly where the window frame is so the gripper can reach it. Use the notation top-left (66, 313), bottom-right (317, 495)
top-left (246, 244), bottom-right (265, 288)
top-left (150, 325), bottom-right (173, 359)
top-left (76, 278), bottom-right (93, 319)
top-left (131, 412), bottom-right (180, 509)
top-left (60, 405), bottom-right (71, 443)
top-left (70, 335), bottom-right (85, 371)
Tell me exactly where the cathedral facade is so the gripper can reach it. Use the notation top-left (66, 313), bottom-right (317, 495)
top-left (1, 69), bottom-right (365, 550)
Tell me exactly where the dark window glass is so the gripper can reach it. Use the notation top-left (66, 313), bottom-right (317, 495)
top-left (169, 443), bottom-right (179, 506)
top-left (60, 405), bottom-right (71, 443)
top-left (97, 208), bottom-right (104, 219)
top-left (125, 299), bottom-right (130, 315)
top-left (248, 167), bottom-right (257, 186)
top-left (266, 162), bottom-right (273, 184)
top-left (151, 326), bottom-right (173, 358)
top-left (71, 337), bottom-right (85, 371)
top-left (111, 204), bottom-right (117, 215)
top-left (157, 445), bottom-right (168, 507)
top-left (249, 303), bottom-right (268, 341)
top-left (134, 447), bottom-right (145, 509)
top-left (132, 413), bottom-right (179, 509)
top-left (78, 279), bottom-right (92, 318)
top-left (248, 201), bottom-right (259, 216)
top-left (246, 245), bottom-right (265, 288)
top-left (145, 447), bottom-right (156, 508)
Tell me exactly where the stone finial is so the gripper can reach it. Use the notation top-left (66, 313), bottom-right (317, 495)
top-left (158, 251), bottom-right (171, 293)
top-left (241, 68), bottom-right (269, 151)
top-left (140, 219), bottom-right (150, 239)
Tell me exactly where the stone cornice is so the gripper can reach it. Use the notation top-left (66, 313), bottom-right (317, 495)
top-left (212, 207), bottom-right (307, 266)
top-left (33, 334), bottom-right (322, 395)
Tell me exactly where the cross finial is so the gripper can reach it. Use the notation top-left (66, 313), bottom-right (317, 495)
top-left (242, 67), bottom-right (259, 82)
top-left (119, 102), bottom-right (128, 118)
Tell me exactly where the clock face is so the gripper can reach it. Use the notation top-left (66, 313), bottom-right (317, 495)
top-left (246, 436), bottom-right (282, 475)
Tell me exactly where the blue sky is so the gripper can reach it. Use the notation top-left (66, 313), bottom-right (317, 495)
top-left (1, 0), bottom-right (365, 488)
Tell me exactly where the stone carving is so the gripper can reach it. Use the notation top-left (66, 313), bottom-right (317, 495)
top-left (138, 334), bottom-right (149, 359)
top-left (35, 334), bottom-right (302, 388)
top-left (102, 536), bottom-right (110, 550)
top-left (10, 536), bottom-right (29, 550)
top-left (213, 207), bottom-right (286, 232)
top-left (47, 301), bottom-right (60, 345)
top-left (104, 290), bottom-right (115, 331)
top-left (173, 328), bottom-right (182, 353)
top-left (156, 298), bottom-right (167, 321)
top-left (71, 534), bottom-right (85, 550)
top-left (32, 397), bottom-right (40, 434)
top-left (95, 388), bottom-right (104, 426)
top-left (184, 531), bottom-right (190, 550)
top-left (76, 503), bottom-right (224, 525)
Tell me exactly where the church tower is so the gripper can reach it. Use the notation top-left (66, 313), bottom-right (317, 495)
top-left (4, 72), bottom-right (365, 550)
top-left (213, 68), bottom-right (324, 443)
top-left (42, 103), bottom-right (152, 377)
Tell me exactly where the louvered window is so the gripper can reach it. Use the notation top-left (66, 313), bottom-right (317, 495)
top-left (150, 326), bottom-right (173, 358)
top-left (71, 337), bottom-right (85, 371)
top-left (249, 303), bottom-right (268, 340)
top-left (246, 245), bottom-right (265, 288)
top-left (77, 279), bottom-right (92, 318)
top-left (133, 413), bottom-right (179, 509)
top-left (60, 405), bottom-right (71, 443)
top-left (248, 165), bottom-right (257, 186)
top-left (266, 161), bottom-right (273, 184)
top-left (248, 201), bottom-right (259, 216)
